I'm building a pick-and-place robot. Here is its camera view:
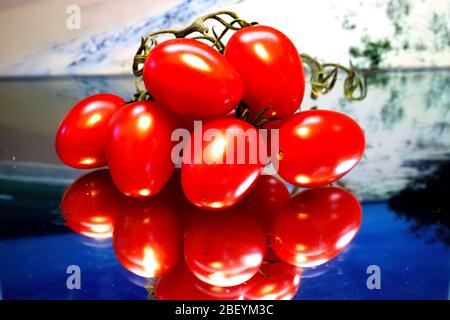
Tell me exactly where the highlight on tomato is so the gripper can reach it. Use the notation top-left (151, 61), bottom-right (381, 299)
top-left (106, 100), bottom-right (176, 198)
top-left (112, 196), bottom-right (183, 278)
top-left (55, 93), bottom-right (125, 169)
top-left (184, 208), bottom-right (266, 287)
top-left (143, 38), bottom-right (243, 120)
top-left (61, 169), bottom-right (124, 239)
top-left (271, 187), bottom-right (362, 268)
top-left (277, 109), bottom-right (365, 187)
top-left (224, 25), bottom-right (305, 124)
top-left (181, 118), bottom-right (267, 210)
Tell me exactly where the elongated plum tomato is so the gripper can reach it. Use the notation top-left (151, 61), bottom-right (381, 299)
top-left (181, 118), bottom-right (265, 210)
top-left (271, 187), bottom-right (362, 268)
top-left (143, 38), bottom-right (243, 119)
top-left (155, 262), bottom-right (246, 300)
top-left (61, 169), bottom-right (124, 239)
top-left (106, 101), bottom-right (176, 198)
top-left (224, 25), bottom-right (305, 123)
top-left (113, 196), bottom-right (183, 278)
top-left (278, 109), bottom-right (365, 187)
top-left (184, 209), bottom-right (266, 287)
top-left (55, 93), bottom-right (124, 168)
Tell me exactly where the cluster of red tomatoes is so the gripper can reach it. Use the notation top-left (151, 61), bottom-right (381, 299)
top-left (56, 22), bottom-right (366, 299)
top-left (61, 169), bottom-right (362, 300)
top-left (56, 25), bottom-right (365, 210)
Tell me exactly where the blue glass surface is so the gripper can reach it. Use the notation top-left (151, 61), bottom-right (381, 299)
top-left (1, 202), bottom-right (448, 300)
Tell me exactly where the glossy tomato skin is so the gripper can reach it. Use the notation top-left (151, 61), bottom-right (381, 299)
top-left (277, 109), bottom-right (365, 187)
top-left (181, 118), bottom-right (265, 210)
top-left (184, 209), bottom-right (266, 287)
top-left (143, 38), bottom-right (243, 119)
top-left (61, 169), bottom-right (124, 239)
top-left (224, 25), bottom-right (305, 123)
top-left (106, 101), bottom-right (176, 198)
top-left (244, 256), bottom-right (302, 300)
top-left (155, 262), bottom-right (246, 300)
top-left (56, 93), bottom-right (124, 169)
top-left (271, 187), bottom-right (362, 268)
top-left (113, 196), bottom-right (183, 278)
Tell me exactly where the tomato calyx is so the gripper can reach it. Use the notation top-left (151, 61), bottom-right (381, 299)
top-left (236, 102), bottom-right (282, 128)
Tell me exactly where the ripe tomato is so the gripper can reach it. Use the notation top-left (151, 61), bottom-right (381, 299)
top-left (143, 38), bottom-right (243, 119)
top-left (224, 25), bottom-right (305, 123)
top-left (106, 101), bottom-right (176, 198)
top-left (113, 196), bottom-right (183, 278)
top-left (181, 118), bottom-right (265, 210)
top-left (277, 110), bottom-right (365, 187)
top-left (184, 209), bottom-right (266, 287)
top-left (244, 255), bottom-right (302, 300)
top-left (55, 93), bottom-right (124, 168)
top-left (155, 262), bottom-right (246, 300)
top-left (61, 169), bottom-right (124, 239)
top-left (271, 187), bottom-right (362, 268)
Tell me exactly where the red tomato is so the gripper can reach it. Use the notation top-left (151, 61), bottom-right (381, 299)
top-left (61, 169), bottom-right (124, 239)
top-left (143, 38), bottom-right (243, 119)
top-left (277, 110), bottom-right (365, 187)
top-left (113, 196), bottom-right (183, 278)
top-left (155, 262), bottom-right (246, 300)
top-left (244, 257), bottom-right (302, 300)
top-left (106, 101), bottom-right (176, 198)
top-left (224, 25), bottom-right (305, 123)
top-left (184, 209), bottom-right (266, 287)
top-left (271, 187), bottom-right (362, 268)
top-left (181, 118), bottom-right (265, 210)
top-left (55, 93), bottom-right (124, 168)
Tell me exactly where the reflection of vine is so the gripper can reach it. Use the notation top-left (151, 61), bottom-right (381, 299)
top-left (131, 11), bottom-right (370, 107)
top-left (146, 282), bottom-right (155, 300)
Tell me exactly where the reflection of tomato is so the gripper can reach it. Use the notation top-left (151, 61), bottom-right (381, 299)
top-left (184, 209), bottom-right (266, 287)
top-left (225, 25), bottom-right (305, 123)
top-left (106, 101), bottom-right (176, 198)
top-left (56, 93), bottom-right (124, 169)
top-left (61, 169), bottom-right (123, 239)
top-left (271, 187), bottom-right (362, 268)
top-left (181, 118), bottom-right (265, 210)
top-left (143, 38), bottom-right (243, 119)
top-left (113, 196), bottom-right (183, 278)
top-left (277, 110), bottom-right (365, 187)
top-left (239, 175), bottom-right (290, 231)
top-left (244, 256), bottom-right (302, 300)
top-left (155, 262), bottom-right (246, 300)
